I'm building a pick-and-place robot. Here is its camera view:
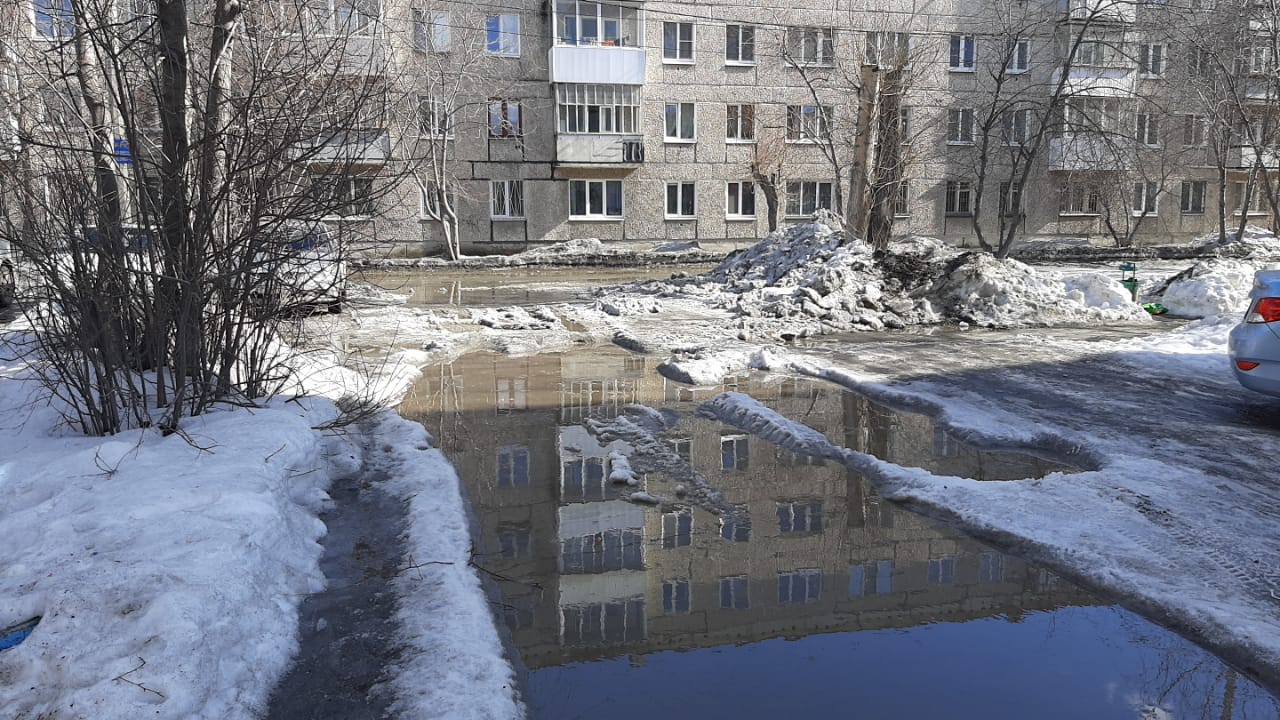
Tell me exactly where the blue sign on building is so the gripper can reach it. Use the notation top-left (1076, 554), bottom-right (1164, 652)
top-left (113, 137), bottom-right (132, 165)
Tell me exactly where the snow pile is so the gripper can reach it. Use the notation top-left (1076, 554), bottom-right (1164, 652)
top-left (1153, 259), bottom-right (1261, 318)
top-left (931, 253), bottom-right (1151, 327)
top-left (598, 295), bottom-right (662, 316)
top-left (1199, 225), bottom-right (1280, 260)
top-left (0, 357), bottom-right (341, 719)
top-left (608, 450), bottom-right (638, 486)
top-left (472, 305), bottom-right (562, 330)
top-left (514, 237), bottom-right (606, 261)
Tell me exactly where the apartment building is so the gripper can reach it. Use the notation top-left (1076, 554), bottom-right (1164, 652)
top-left (7, 0), bottom-right (1275, 257)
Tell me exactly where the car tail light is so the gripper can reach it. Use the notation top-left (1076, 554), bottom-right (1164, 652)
top-left (1237, 360), bottom-right (1261, 371)
top-left (1245, 297), bottom-right (1280, 323)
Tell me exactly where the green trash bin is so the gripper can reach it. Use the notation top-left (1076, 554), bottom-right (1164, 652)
top-left (1120, 262), bottom-right (1139, 302)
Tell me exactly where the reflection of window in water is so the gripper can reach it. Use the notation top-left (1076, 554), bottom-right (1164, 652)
top-left (721, 375), bottom-right (749, 392)
top-left (863, 493), bottom-right (894, 528)
top-left (497, 445), bottom-right (530, 487)
top-left (561, 456), bottom-right (616, 502)
top-left (933, 426), bottom-right (961, 458)
top-left (720, 505), bottom-right (751, 542)
top-left (561, 597), bottom-right (646, 645)
top-left (1036, 568), bottom-right (1059, 592)
top-left (496, 523), bottom-right (532, 558)
top-left (670, 438), bottom-right (691, 463)
top-left (928, 556), bottom-right (956, 585)
top-left (495, 376), bottom-right (527, 414)
top-left (721, 434), bottom-right (749, 470)
top-left (876, 560), bottom-right (894, 593)
top-left (777, 448), bottom-right (824, 467)
top-left (849, 564), bottom-right (867, 597)
top-left (779, 378), bottom-right (819, 399)
top-left (662, 579), bottom-right (691, 613)
top-left (664, 381), bottom-right (695, 403)
top-left (561, 379), bottom-right (639, 422)
top-left (778, 569), bottom-right (822, 604)
top-left (719, 575), bottom-right (750, 609)
top-left (421, 375), bottom-right (463, 411)
top-left (623, 355), bottom-right (646, 373)
top-left (559, 529), bottom-right (644, 573)
top-left (776, 500), bottom-right (823, 533)
top-left (503, 598), bottom-right (535, 630)
top-left (980, 551), bottom-right (1006, 583)
top-left (661, 508), bottom-right (692, 549)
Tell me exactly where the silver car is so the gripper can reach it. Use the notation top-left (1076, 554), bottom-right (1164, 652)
top-left (1229, 270), bottom-right (1280, 396)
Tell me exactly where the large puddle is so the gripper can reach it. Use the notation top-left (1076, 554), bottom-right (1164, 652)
top-left (397, 344), bottom-right (1279, 718)
top-left (363, 265), bottom-right (713, 308)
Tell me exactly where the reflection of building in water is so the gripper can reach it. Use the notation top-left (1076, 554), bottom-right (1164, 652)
top-left (397, 348), bottom-right (1096, 671)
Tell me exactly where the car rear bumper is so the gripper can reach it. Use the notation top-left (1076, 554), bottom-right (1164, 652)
top-left (1229, 322), bottom-right (1280, 396)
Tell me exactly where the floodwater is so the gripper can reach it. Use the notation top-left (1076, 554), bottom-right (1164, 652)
top-left (362, 265), bottom-right (714, 308)
top-left (396, 343), bottom-right (1280, 719)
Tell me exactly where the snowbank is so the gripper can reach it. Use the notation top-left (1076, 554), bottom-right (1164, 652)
top-left (1152, 259), bottom-right (1268, 318)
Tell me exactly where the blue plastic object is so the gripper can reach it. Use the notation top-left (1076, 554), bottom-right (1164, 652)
top-left (0, 617), bottom-right (41, 652)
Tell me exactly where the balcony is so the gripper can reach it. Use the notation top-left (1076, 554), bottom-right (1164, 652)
top-left (1051, 67), bottom-right (1136, 97)
top-left (304, 129), bottom-right (391, 164)
top-left (1227, 146), bottom-right (1280, 170)
top-left (549, 44), bottom-right (647, 84)
top-left (556, 135), bottom-right (645, 166)
top-left (1059, 0), bottom-right (1135, 23)
top-left (1049, 134), bottom-right (1131, 171)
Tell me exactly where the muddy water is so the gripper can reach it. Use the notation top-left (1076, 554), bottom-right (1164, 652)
top-left (363, 265), bottom-right (713, 308)
top-left (397, 344), bottom-right (1279, 719)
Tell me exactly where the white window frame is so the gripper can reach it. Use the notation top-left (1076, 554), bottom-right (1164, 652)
top-left (419, 181), bottom-right (456, 219)
top-left (726, 180), bottom-right (756, 218)
top-left (488, 99), bottom-right (522, 138)
top-left (786, 104), bottom-right (830, 143)
top-left (947, 108), bottom-right (975, 144)
top-left (490, 180), bottom-right (525, 220)
top-left (1136, 112), bottom-right (1160, 146)
top-left (556, 84), bottom-right (640, 135)
top-left (1180, 180), bottom-right (1206, 214)
top-left (1138, 42), bottom-right (1164, 77)
top-left (33, 0), bottom-right (73, 38)
top-left (1060, 183), bottom-right (1100, 215)
top-left (1006, 38), bottom-right (1030, 74)
top-left (665, 181), bottom-right (696, 219)
top-left (1002, 108), bottom-right (1031, 145)
top-left (865, 30), bottom-right (909, 68)
top-left (419, 95), bottom-right (452, 139)
top-left (1183, 114), bottom-right (1205, 147)
top-left (786, 27), bottom-right (835, 66)
top-left (485, 13), bottom-right (520, 57)
top-left (569, 179), bottom-right (624, 219)
top-left (778, 569), bottom-right (823, 604)
top-left (999, 181), bottom-right (1022, 217)
top-left (893, 180), bottom-right (910, 217)
top-left (1233, 181), bottom-right (1266, 214)
top-left (662, 21), bottom-right (694, 63)
top-left (945, 180), bottom-right (973, 216)
top-left (726, 24), bottom-right (755, 65)
top-left (1132, 180), bottom-right (1158, 216)
top-left (664, 101), bottom-right (696, 142)
top-left (784, 181), bottom-right (833, 217)
top-left (319, 175), bottom-right (375, 219)
top-left (726, 103), bottom-right (755, 142)
top-left (413, 10), bottom-right (449, 52)
top-left (949, 34), bottom-right (975, 72)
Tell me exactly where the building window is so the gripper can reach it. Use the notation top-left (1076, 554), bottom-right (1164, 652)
top-left (663, 579), bottom-right (691, 613)
top-left (495, 376), bottom-right (526, 413)
top-left (497, 445), bottom-right (530, 487)
top-left (1138, 42), bottom-right (1164, 76)
top-left (570, 179), bottom-right (623, 218)
top-left (556, 1), bottom-right (640, 47)
top-left (664, 102), bottom-right (696, 141)
top-left (1233, 182), bottom-right (1264, 213)
top-left (411, 10), bottom-right (449, 52)
top-left (1002, 108), bottom-right (1030, 145)
top-left (776, 500), bottom-right (823, 533)
top-left (1006, 38), bottom-right (1030, 73)
top-left (557, 84), bottom-right (640, 134)
top-left (999, 181), bottom-right (1022, 217)
top-left (720, 506), bottom-right (751, 542)
top-left (1136, 112), bottom-right (1159, 146)
top-left (1063, 96), bottom-right (1120, 134)
top-left (496, 524), bottom-right (532, 558)
top-left (671, 437), bottom-right (692, 460)
top-left (785, 181), bottom-right (833, 217)
top-left (778, 569), bottom-right (822, 604)
top-left (949, 34), bottom-right (975, 71)
top-left (898, 106), bottom-right (912, 143)
top-left (979, 552), bottom-right (1006, 583)
top-left (726, 181), bottom-right (756, 218)
top-left (726, 24), bottom-right (755, 64)
top-left (34, 0), bottom-right (73, 38)
top-left (419, 181), bottom-right (456, 219)
top-left (561, 597), bottom-right (645, 644)
top-left (490, 180), bottom-right (525, 219)
top-left (893, 180), bottom-right (910, 217)
top-left (721, 433), bottom-right (749, 469)
top-left (865, 31), bottom-right (909, 67)
top-left (928, 556), bottom-right (956, 585)
top-left (419, 95), bottom-right (452, 138)
top-left (786, 104), bottom-right (830, 142)
top-left (333, 0), bottom-right (379, 35)
top-left (1181, 180), bottom-right (1206, 214)
top-left (488, 99), bottom-right (522, 138)
top-left (560, 530), bottom-right (644, 574)
top-left (316, 175), bottom-right (374, 217)
top-left (663, 21), bottom-right (694, 62)
top-left (945, 180), bottom-right (973, 216)
top-left (661, 509), bottom-right (692, 548)
top-left (1133, 181), bottom-right (1158, 215)
top-left (1060, 183), bottom-right (1100, 215)
top-left (726, 103), bottom-right (755, 141)
top-left (665, 181), bottom-right (696, 218)
top-left (1073, 32), bottom-right (1118, 67)
top-left (720, 575), bottom-right (750, 609)
top-left (785, 27), bottom-right (835, 66)
top-left (485, 13), bottom-right (520, 56)
top-left (1183, 115), bottom-right (1205, 147)
top-left (947, 108), bottom-right (975, 144)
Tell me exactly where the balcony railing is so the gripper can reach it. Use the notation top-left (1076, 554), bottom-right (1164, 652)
top-left (1059, 0), bottom-right (1135, 23)
top-left (1048, 134), bottom-right (1131, 171)
top-left (549, 45), bottom-right (647, 84)
top-left (1227, 146), bottom-right (1280, 170)
top-left (556, 135), bottom-right (645, 166)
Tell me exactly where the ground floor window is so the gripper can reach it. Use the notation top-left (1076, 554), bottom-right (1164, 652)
top-left (945, 180), bottom-right (973, 216)
top-left (490, 180), bottom-right (524, 219)
top-left (785, 180), bottom-right (832, 217)
top-left (569, 179), bottom-right (623, 219)
top-left (1060, 183), bottom-right (1099, 215)
top-left (893, 180), bottom-right (910, 217)
top-left (665, 181), bottom-right (695, 218)
top-left (314, 174), bottom-right (374, 218)
top-left (1132, 181), bottom-right (1158, 215)
top-left (726, 181), bottom-right (756, 218)
top-left (1234, 181), bottom-right (1266, 214)
top-left (1180, 180), bottom-right (1206, 214)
